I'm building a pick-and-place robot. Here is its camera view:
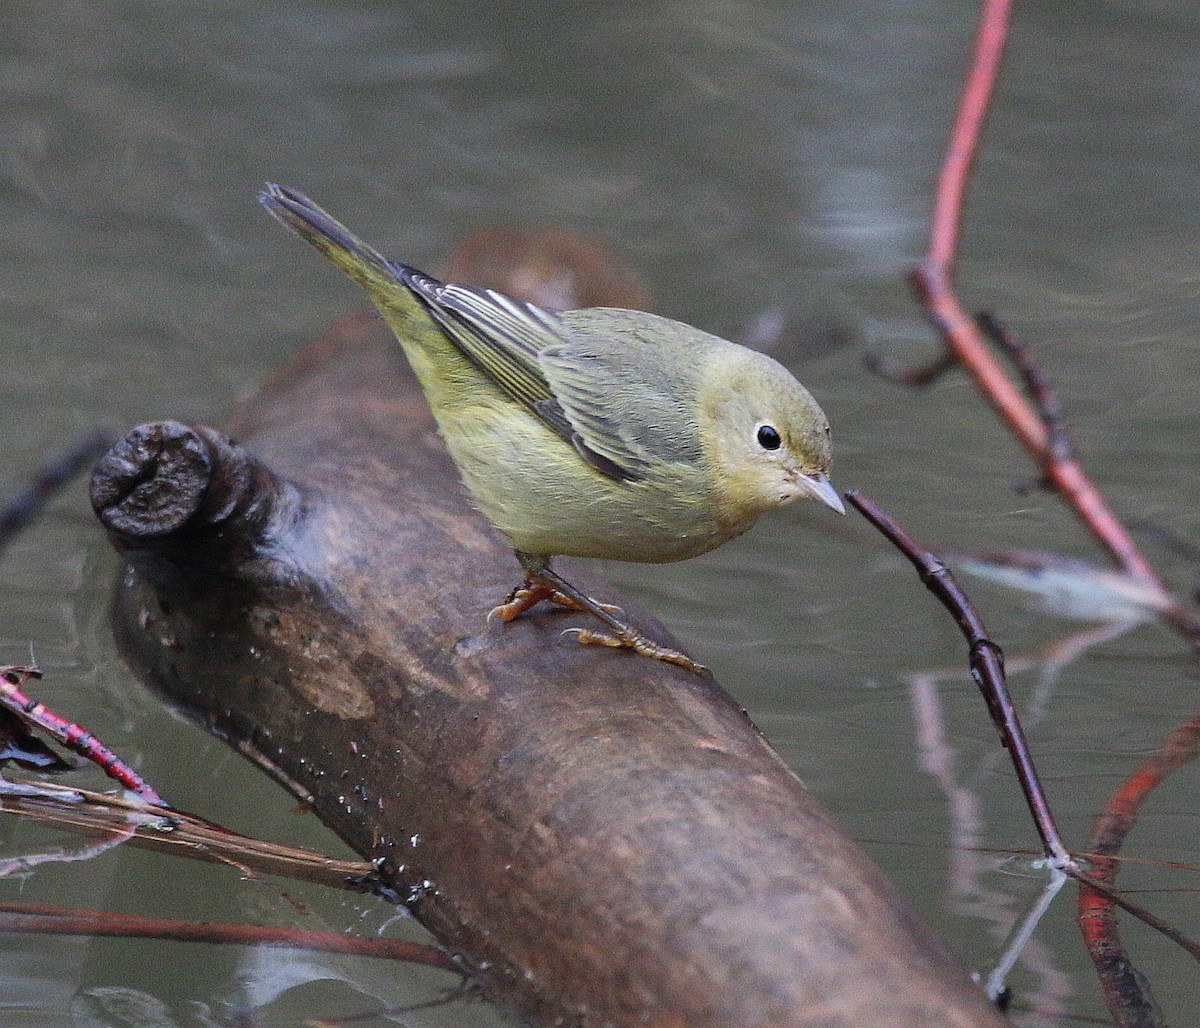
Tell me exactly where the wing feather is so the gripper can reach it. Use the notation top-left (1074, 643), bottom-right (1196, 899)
top-left (399, 270), bottom-right (704, 483)
top-left (538, 340), bottom-right (703, 480)
top-left (400, 269), bottom-right (557, 412)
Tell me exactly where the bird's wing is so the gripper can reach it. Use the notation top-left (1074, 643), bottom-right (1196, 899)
top-left (400, 270), bottom-right (644, 480)
top-left (400, 269), bottom-right (561, 413)
top-left (537, 334), bottom-right (705, 483)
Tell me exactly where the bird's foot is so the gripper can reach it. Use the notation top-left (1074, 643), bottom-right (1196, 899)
top-left (488, 577), bottom-right (556, 623)
top-left (489, 575), bottom-right (623, 623)
top-left (495, 560), bottom-right (706, 674)
top-left (560, 627), bottom-right (707, 674)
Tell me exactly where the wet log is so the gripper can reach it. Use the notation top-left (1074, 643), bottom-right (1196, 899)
top-left (92, 312), bottom-right (1006, 1027)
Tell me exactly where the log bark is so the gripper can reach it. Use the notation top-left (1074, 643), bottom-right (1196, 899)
top-left (93, 312), bottom-right (1006, 1027)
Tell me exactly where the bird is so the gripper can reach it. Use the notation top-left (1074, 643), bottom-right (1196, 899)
top-left (260, 184), bottom-right (843, 673)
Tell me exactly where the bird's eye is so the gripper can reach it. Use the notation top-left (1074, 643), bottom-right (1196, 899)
top-left (756, 424), bottom-right (782, 450)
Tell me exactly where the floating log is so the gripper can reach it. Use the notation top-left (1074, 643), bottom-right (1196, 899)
top-left (93, 312), bottom-right (1006, 1026)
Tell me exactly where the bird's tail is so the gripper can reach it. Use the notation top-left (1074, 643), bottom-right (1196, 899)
top-left (260, 183), bottom-right (456, 354)
top-left (259, 183), bottom-right (416, 303)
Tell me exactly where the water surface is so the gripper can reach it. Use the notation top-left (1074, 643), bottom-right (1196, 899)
top-left (1, 1), bottom-right (1198, 1024)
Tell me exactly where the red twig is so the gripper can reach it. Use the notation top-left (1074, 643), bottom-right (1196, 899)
top-left (1079, 712), bottom-right (1200, 1024)
top-left (910, 0), bottom-right (1163, 590)
top-left (0, 665), bottom-right (168, 807)
top-left (0, 899), bottom-right (459, 973)
top-left (926, 0), bottom-right (1011, 271)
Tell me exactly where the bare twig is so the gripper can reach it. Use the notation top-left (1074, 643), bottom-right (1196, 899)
top-left (0, 779), bottom-right (370, 889)
top-left (846, 489), bottom-right (1071, 866)
top-left (0, 430), bottom-right (111, 556)
top-left (849, 491), bottom-right (1200, 988)
top-left (1079, 711), bottom-right (1200, 1024)
top-left (974, 312), bottom-right (1073, 466)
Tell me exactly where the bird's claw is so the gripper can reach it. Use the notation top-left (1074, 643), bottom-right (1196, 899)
top-left (560, 626), bottom-right (707, 674)
top-left (489, 581), bottom-right (554, 623)
top-left (487, 599), bottom-right (521, 624)
top-left (499, 568), bottom-right (705, 673)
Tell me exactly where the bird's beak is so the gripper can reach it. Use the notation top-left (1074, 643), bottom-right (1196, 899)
top-left (798, 472), bottom-right (846, 515)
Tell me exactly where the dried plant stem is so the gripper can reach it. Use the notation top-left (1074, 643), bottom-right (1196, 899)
top-left (0, 780), bottom-right (368, 888)
top-left (0, 899), bottom-right (458, 972)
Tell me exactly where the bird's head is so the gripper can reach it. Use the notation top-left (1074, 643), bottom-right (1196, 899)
top-left (699, 349), bottom-right (844, 520)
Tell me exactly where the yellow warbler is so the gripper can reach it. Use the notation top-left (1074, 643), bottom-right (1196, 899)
top-left (260, 184), bottom-right (843, 672)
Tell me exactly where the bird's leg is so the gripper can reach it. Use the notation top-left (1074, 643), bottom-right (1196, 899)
top-left (526, 563), bottom-right (707, 675)
top-left (542, 590), bottom-right (625, 617)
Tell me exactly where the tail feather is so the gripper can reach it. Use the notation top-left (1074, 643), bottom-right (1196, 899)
top-left (259, 183), bottom-right (416, 300)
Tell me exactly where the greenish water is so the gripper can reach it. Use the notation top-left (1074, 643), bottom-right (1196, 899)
top-left (2, 1), bottom-right (1199, 1024)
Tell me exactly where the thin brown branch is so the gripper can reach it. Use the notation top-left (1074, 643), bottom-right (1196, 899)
top-left (0, 899), bottom-right (459, 973)
top-left (848, 491), bottom-right (1200, 1004)
top-left (975, 312), bottom-right (1073, 466)
top-left (0, 780), bottom-right (373, 890)
top-left (846, 489), bottom-right (1070, 866)
top-left (0, 429), bottom-right (111, 556)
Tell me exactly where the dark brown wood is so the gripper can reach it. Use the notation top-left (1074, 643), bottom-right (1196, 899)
top-left (94, 312), bottom-right (1006, 1027)
top-left (844, 491), bottom-right (1071, 868)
